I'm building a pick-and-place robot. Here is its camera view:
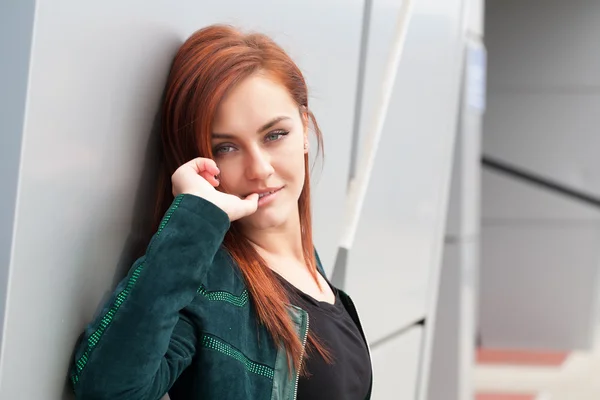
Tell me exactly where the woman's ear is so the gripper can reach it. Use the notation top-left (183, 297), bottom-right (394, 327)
top-left (301, 109), bottom-right (309, 133)
top-left (301, 107), bottom-right (310, 154)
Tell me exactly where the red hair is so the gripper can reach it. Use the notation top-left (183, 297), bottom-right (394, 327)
top-left (152, 24), bottom-right (328, 373)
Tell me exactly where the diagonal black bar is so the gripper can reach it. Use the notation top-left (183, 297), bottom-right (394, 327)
top-left (482, 155), bottom-right (600, 209)
top-left (369, 318), bottom-right (426, 350)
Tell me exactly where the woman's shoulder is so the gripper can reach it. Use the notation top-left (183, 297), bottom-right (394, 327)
top-left (198, 246), bottom-right (247, 296)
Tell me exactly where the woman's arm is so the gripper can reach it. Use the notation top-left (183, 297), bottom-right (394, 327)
top-left (69, 194), bottom-right (230, 400)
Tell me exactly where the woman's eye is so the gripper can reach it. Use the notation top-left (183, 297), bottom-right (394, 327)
top-left (214, 145), bottom-right (235, 155)
top-left (265, 130), bottom-right (289, 142)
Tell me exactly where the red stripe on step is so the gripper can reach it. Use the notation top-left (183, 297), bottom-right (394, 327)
top-left (476, 394), bottom-right (537, 400)
top-left (477, 348), bottom-right (569, 367)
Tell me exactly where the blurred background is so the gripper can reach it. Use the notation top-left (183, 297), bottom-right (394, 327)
top-left (1, 0), bottom-right (599, 398)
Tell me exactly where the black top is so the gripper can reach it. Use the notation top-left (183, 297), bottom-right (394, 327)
top-left (276, 275), bottom-right (372, 400)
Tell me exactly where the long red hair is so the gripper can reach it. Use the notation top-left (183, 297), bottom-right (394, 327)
top-left (152, 24), bottom-right (328, 373)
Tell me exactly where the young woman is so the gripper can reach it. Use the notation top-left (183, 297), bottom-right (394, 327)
top-left (69, 24), bottom-right (372, 400)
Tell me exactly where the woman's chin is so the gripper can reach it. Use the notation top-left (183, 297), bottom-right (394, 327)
top-left (238, 205), bottom-right (294, 231)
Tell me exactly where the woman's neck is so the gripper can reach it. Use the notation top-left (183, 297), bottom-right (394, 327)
top-left (242, 217), bottom-right (305, 263)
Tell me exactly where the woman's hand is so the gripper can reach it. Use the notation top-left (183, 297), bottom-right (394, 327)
top-left (171, 157), bottom-right (259, 222)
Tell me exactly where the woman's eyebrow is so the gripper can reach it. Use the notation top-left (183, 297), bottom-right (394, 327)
top-left (212, 116), bottom-right (291, 139)
top-left (257, 116), bottom-right (290, 133)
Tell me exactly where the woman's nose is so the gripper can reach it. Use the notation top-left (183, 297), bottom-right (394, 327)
top-left (245, 147), bottom-right (275, 180)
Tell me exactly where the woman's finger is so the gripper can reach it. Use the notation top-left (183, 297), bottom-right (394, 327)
top-left (240, 193), bottom-right (259, 216)
top-left (200, 170), bottom-right (219, 187)
top-left (189, 157), bottom-right (220, 175)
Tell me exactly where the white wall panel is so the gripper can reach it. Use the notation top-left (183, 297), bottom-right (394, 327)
top-left (467, 0), bottom-right (484, 37)
top-left (346, 0), bottom-right (466, 341)
top-left (370, 326), bottom-right (423, 400)
top-left (427, 243), bottom-right (460, 400)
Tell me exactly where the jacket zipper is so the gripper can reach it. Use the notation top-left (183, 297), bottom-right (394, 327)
top-left (292, 312), bottom-right (309, 400)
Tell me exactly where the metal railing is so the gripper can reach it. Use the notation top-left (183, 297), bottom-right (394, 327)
top-left (482, 155), bottom-right (600, 209)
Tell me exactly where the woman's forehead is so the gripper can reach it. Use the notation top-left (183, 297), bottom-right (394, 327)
top-left (212, 74), bottom-right (298, 134)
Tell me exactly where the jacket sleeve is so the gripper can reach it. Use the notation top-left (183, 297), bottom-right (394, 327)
top-left (69, 194), bottom-right (230, 400)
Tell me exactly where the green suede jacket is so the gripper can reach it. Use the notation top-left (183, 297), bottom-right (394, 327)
top-left (69, 194), bottom-right (372, 400)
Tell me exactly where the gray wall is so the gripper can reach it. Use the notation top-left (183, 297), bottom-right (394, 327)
top-left (0, 0), bottom-right (36, 361)
top-left (0, 0), bottom-right (470, 398)
top-left (481, 0), bottom-right (600, 350)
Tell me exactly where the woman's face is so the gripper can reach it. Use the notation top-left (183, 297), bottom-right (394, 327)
top-left (211, 73), bottom-right (309, 231)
